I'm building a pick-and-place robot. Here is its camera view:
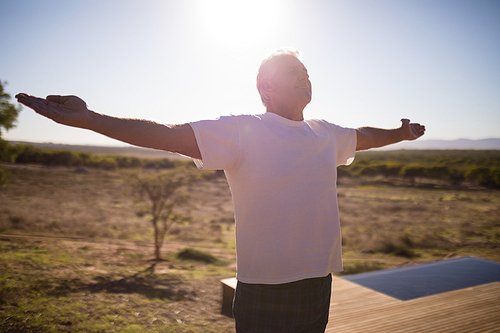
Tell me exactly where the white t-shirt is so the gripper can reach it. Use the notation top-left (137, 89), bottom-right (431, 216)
top-left (190, 112), bottom-right (356, 284)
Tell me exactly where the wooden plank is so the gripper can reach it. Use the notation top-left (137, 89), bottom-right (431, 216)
top-left (336, 287), bottom-right (495, 324)
top-left (326, 280), bottom-right (500, 333)
top-left (220, 277), bottom-right (237, 316)
top-left (328, 290), bottom-right (499, 332)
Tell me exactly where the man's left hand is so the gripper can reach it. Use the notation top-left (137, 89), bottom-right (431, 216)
top-left (401, 118), bottom-right (425, 140)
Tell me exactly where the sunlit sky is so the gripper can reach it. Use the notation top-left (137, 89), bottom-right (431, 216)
top-left (1, 0), bottom-right (499, 146)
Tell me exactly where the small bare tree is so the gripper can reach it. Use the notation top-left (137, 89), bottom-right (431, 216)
top-left (127, 167), bottom-right (197, 261)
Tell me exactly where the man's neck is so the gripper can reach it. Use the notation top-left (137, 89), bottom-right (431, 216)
top-left (266, 105), bottom-right (305, 121)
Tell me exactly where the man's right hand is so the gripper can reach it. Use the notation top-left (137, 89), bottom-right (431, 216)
top-left (16, 94), bottom-right (92, 129)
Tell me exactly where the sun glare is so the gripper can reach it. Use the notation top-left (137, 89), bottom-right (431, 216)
top-left (199, 0), bottom-right (281, 46)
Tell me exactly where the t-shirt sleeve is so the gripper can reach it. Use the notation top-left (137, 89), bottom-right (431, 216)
top-left (331, 124), bottom-right (357, 166)
top-left (189, 116), bottom-right (240, 170)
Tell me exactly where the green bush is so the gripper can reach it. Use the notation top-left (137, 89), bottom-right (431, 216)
top-left (143, 158), bottom-right (175, 169)
top-left (114, 156), bottom-right (143, 168)
top-left (9, 144), bottom-right (185, 171)
top-left (0, 139), bottom-right (17, 162)
top-left (0, 167), bottom-right (7, 186)
top-left (465, 166), bottom-right (499, 187)
top-left (362, 234), bottom-right (419, 258)
top-left (425, 165), bottom-right (450, 180)
top-left (91, 156), bottom-right (118, 170)
top-left (337, 261), bottom-right (385, 275)
top-left (175, 248), bottom-right (222, 265)
top-left (44, 150), bottom-right (80, 167)
top-left (13, 144), bottom-right (44, 164)
top-left (492, 167), bottom-right (500, 187)
top-left (399, 165), bottom-right (426, 185)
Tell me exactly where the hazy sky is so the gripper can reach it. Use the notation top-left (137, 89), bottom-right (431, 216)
top-left (1, 0), bottom-right (499, 146)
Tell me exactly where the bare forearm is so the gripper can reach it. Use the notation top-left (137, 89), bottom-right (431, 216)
top-left (356, 119), bottom-right (425, 151)
top-left (88, 111), bottom-right (200, 158)
top-left (356, 126), bottom-right (404, 151)
top-left (89, 112), bottom-right (170, 150)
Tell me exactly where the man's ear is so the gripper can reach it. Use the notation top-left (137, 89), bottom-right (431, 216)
top-left (261, 80), bottom-right (275, 96)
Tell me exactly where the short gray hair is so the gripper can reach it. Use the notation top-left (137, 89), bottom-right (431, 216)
top-left (256, 47), bottom-right (302, 106)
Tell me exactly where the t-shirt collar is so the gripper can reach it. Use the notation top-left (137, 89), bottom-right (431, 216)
top-left (262, 112), bottom-right (306, 127)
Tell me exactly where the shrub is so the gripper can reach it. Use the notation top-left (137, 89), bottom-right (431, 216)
top-left (93, 156), bottom-right (118, 170)
top-left (338, 261), bottom-right (385, 275)
top-left (425, 165), bottom-right (450, 180)
top-left (379, 239), bottom-right (418, 258)
top-left (175, 248), bottom-right (221, 265)
top-left (466, 166), bottom-right (495, 187)
top-left (0, 167), bottom-right (7, 187)
top-left (362, 235), bottom-right (419, 258)
top-left (14, 144), bottom-right (43, 164)
top-left (143, 158), bottom-right (175, 169)
top-left (492, 167), bottom-right (500, 187)
top-left (400, 165), bottom-right (426, 185)
top-left (356, 164), bottom-right (402, 178)
top-left (115, 156), bottom-right (143, 168)
top-left (416, 229), bottom-right (455, 251)
top-left (44, 150), bottom-right (80, 167)
top-left (0, 139), bottom-right (16, 162)
top-left (380, 164), bottom-right (403, 177)
top-left (448, 167), bottom-right (466, 186)
top-left (10, 144), bottom-right (185, 171)
top-left (357, 165), bottom-right (380, 177)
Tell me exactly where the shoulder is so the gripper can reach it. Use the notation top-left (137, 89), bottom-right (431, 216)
top-left (189, 114), bottom-right (265, 139)
top-left (305, 119), bottom-right (353, 131)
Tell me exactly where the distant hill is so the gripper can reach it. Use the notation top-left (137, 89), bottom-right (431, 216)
top-left (375, 138), bottom-right (500, 150)
top-left (8, 141), bottom-right (190, 160)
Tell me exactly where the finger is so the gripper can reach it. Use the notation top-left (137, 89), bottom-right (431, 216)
top-left (46, 95), bottom-right (65, 103)
top-left (15, 93), bottom-right (28, 104)
top-left (15, 94), bottom-right (50, 114)
top-left (16, 93), bottom-right (37, 102)
top-left (418, 126), bottom-right (425, 136)
top-left (16, 94), bottom-right (44, 107)
top-left (410, 124), bottom-right (425, 138)
top-left (401, 118), bottom-right (410, 124)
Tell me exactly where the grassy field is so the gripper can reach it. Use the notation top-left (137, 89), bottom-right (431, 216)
top-left (0, 162), bottom-right (499, 332)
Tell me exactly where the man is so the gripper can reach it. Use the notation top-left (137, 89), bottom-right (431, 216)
top-left (16, 47), bottom-right (425, 333)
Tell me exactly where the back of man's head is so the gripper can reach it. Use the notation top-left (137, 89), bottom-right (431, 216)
top-left (256, 47), bottom-right (302, 106)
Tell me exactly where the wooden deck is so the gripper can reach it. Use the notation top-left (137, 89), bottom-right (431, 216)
top-left (326, 276), bottom-right (500, 332)
top-left (221, 276), bottom-right (500, 332)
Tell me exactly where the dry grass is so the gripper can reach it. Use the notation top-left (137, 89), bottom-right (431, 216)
top-left (338, 178), bottom-right (500, 266)
top-left (0, 165), bottom-right (234, 246)
top-left (0, 235), bottom-right (236, 332)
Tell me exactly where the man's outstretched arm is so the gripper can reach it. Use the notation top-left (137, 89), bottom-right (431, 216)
top-left (356, 118), bottom-right (425, 151)
top-left (16, 94), bottom-right (201, 159)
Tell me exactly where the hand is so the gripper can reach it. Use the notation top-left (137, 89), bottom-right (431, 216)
top-left (15, 93), bottom-right (92, 129)
top-left (400, 118), bottom-right (425, 140)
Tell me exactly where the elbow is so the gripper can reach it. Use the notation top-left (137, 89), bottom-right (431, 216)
top-left (356, 144), bottom-right (369, 152)
top-left (356, 143), bottom-right (375, 151)
top-left (355, 129), bottom-right (374, 151)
